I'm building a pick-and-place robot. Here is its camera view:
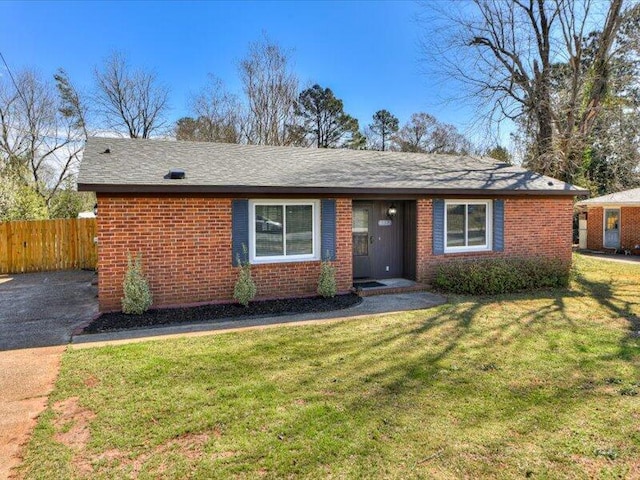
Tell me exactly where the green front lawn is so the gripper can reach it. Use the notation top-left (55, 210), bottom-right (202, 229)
top-left (20, 254), bottom-right (640, 479)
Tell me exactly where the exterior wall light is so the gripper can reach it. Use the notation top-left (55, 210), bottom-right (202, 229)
top-left (387, 204), bottom-right (398, 218)
top-left (93, 203), bottom-right (98, 216)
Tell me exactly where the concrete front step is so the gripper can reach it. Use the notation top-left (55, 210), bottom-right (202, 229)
top-left (353, 281), bottom-right (433, 297)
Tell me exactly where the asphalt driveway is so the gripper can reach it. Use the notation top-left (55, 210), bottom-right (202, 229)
top-left (0, 270), bottom-right (97, 351)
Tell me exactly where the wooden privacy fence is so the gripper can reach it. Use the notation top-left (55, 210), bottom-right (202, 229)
top-left (0, 219), bottom-right (97, 274)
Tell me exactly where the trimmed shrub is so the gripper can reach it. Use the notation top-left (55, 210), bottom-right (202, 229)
top-left (317, 259), bottom-right (337, 298)
top-left (121, 253), bottom-right (153, 314)
top-left (233, 247), bottom-right (257, 307)
top-left (434, 257), bottom-right (572, 295)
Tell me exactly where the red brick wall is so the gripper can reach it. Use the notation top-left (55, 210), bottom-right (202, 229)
top-left (97, 194), bottom-right (352, 312)
top-left (415, 196), bottom-right (574, 283)
top-left (97, 193), bottom-right (573, 311)
top-left (586, 206), bottom-right (640, 250)
top-left (586, 207), bottom-right (604, 250)
top-left (621, 207), bottom-right (640, 249)
top-left (415, 199), bottom-right (432, 282)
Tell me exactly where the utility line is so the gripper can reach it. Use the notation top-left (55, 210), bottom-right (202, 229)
top-left (0, 50), bottom-right (29, 107)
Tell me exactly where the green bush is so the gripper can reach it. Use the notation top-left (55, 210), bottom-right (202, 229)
top-left (121, 253), bottom-right (153, 314)
top-left (434, 257), bottom-right (572, 295)
top-left (317, 259), bottom-right (337, 298)
top-left (233, 247), bottom-right (257, 307)
top-left (0, 179), bottom-right (48, 221)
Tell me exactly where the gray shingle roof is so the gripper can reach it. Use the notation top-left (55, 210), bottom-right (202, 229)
top-left (576, 187), bottom-right (640, 206)
top-left (78, 137), bottom-right (587, 196)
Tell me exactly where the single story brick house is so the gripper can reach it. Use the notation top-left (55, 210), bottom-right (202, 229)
top-left (78, 137), bottom-right (586, 312)
top-left (576, 187), bottom-right (640, 253)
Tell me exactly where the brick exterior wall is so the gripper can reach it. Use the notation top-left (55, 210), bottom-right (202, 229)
top-left (621, 207), bottom-right (640, 249)
top-left (586, 207), bottom-right (604, 250)
top-left (415, 196), bottom-right (574, 283)
top-left (96, 193), bottom-right (573, 311)
top-left (97, 194), bottom-right (352, 312)
top-left (586, 206), bottom-right (640, 251)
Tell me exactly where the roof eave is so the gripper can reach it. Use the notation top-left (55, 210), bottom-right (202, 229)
top-left (78, 182), bottom-right (589, 197)
top-left (576, 201), bottom-right (640, 207)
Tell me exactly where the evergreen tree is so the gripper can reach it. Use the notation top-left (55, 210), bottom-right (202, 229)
top-left (369, 109), bottom-right (399, 151)
top-left (294, 84), bottom-right (359, 148)
top-left (486, 145), bottom-right (511, 163)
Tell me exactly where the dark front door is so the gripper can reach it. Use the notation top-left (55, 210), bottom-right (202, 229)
top-left (370, 202), bottom-right (403, 279)
top-left (352, 203), bottom-right (373, 278)
top-left (352, 201), bottom-right (405, 279)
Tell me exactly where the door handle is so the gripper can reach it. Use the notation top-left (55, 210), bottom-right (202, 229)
top-left (369, 235), bottom-right (374, 244)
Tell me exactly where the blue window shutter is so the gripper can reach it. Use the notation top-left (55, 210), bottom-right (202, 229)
top-left (493, 199), bottom-right (504, 252)
top-left (232, 199), bottom-right (249, 266)
top-left (321, 199), bottom-right (336, 260)
top-left (433, 199), bottom-right (445, 255)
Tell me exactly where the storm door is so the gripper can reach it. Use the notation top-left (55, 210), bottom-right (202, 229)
top-left (604, 209), bottom-right (620, 249)
top-left (352, 203), bottom-right (373, 278)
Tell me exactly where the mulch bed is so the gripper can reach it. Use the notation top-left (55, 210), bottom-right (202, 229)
top-left (83, 294), bottom-right (362, 334)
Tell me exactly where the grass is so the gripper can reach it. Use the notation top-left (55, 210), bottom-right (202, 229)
top-left (19, 253), bottom-right (640, 479)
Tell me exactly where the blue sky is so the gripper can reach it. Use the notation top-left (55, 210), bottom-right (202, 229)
top-left (1, 0), bottom-right (500, 145)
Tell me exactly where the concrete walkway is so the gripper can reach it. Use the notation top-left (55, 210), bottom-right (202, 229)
top-left (71, 291), bottom-right (447, 349)
top-left (577, 251), bottom-right (640, 265)
top-left (0, 346), bottom-right (65, 480)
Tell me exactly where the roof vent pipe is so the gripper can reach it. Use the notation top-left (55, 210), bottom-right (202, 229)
top-left (167, 168), bottom-right (186, 180)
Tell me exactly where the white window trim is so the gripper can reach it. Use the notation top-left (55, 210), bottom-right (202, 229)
top-left (249, 199), bottom-right (321, 264)
top-left (444, 199), bottom-right (493, 253)
top-left (602, 207), bottom-right (621, 249)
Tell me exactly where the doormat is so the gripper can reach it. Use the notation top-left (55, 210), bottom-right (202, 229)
top-left (353, 281), bottom-right (386, 289)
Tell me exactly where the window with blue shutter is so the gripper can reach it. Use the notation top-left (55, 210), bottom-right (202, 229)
top-left (244, 200), bottom-right (323, 264)
top-left (231, 199), bottom-right (249, 266)
top-left (433, 199), bottom-right (445, 255)
top-left (493, 199), bottom-right (504, 252)
top-left (435, 199), bottom-right (499, 254)
top-left (321, 199), bottom-right (336, 260)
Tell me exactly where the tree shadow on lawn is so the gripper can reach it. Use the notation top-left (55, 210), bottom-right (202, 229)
top-left (366, 272), bottom-right (639, 396)
top-left (571, 267), bottom-right (640, 361)
top-left (40, 261), bottom-right (640, 478)
top-left (260, 277), bottom-right (640, 473)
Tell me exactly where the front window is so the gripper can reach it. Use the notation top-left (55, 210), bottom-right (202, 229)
top-left (445, 200), bottom-right (492, 252)
top-left (250, 200), bottom-right (319, 263)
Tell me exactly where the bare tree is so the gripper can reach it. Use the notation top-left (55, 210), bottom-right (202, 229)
top-left (394, 112), bottom-right (472, 154)
top-left (394, 112), bottom-right (438, 153)
top-left (421, 0), bottom-right (624, 182)
top-left (239, 37), bottom-right (299, 145)
top-left (176, 75), bottom-right (242, 143)
top-left (94, 52), bottom-right (169, 138)
top-left (431, 123), bottom-right (473, 155)
top-left (0, 69), bottom-right (85, 203)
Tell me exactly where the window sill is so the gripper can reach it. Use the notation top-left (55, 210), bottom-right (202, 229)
top-left (443, 247), bottom-right (493, 254)
top-left (250, 256), bottom-right (321, 265)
